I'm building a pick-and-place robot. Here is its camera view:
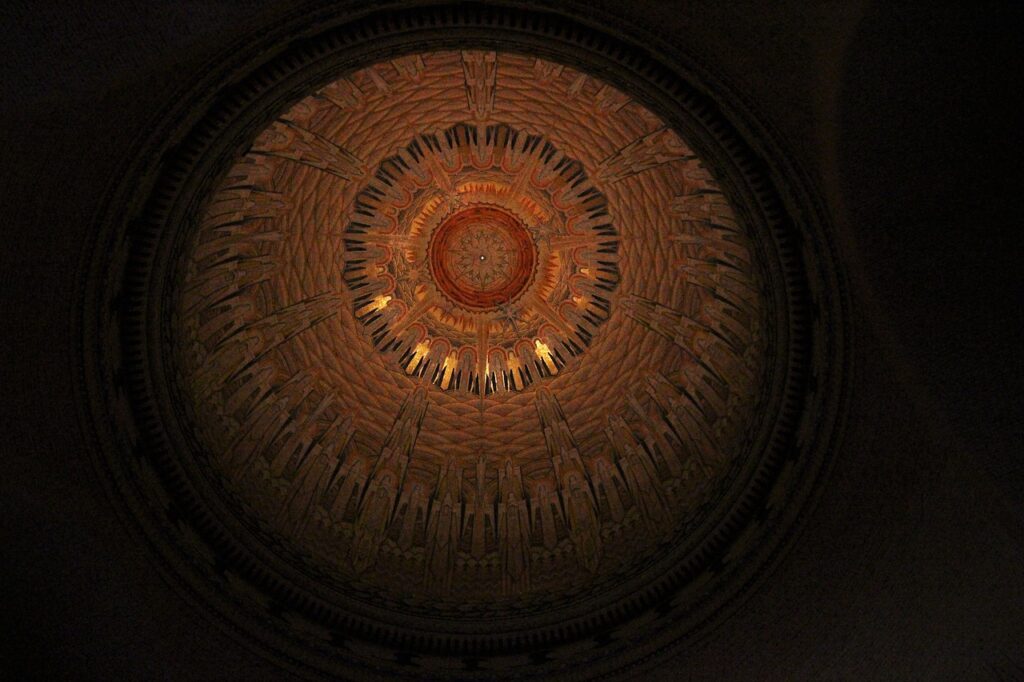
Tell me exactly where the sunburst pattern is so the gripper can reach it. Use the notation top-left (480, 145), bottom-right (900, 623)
top-left (171, 51), bottom-right (766, 609)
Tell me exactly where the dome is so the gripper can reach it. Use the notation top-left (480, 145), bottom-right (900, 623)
top-left (82, 7), bottom-right (844, 679)
top-left (172, 51), bottom-right (768, 611)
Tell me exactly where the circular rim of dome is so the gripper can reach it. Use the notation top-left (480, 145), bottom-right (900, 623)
top-left (76, 4), bottom-right (851, 680)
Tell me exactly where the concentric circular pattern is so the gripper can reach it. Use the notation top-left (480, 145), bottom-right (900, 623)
top-left (172, 51), bottom-right (768, 612)
top-left (429, 206), bottom-right (536, 310)
top-left (343, 120), bottom-right (619, 393)
top-left (82, 7), bottom-right (846, 680)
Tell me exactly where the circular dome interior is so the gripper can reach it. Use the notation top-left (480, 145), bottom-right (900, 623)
top-left (172, 51), bottom-right (769, 612)
top-left (83, 8), bottom-right (845, 678)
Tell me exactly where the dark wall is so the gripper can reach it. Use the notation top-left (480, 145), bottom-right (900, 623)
top-left (2, 1), bottom-right (1020, 679)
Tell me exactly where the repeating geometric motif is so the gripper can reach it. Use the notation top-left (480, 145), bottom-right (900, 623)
top-left (172, 51), bottom-right (767, 608)
top-left (342, 121), bottom-right (619, 395)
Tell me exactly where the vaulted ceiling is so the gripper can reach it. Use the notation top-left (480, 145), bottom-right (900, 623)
top-left (89, 12), bottom-right (837, 670)
top-left (3, 2), bottom-right (1021, 680)
top-left (174, 51), bottom-right (767, 612)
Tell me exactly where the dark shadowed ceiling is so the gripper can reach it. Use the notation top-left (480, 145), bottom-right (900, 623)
top-left (1, 1), bottom-right (1021, 680)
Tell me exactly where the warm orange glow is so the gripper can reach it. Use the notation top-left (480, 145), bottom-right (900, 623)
top-left (407, 340), bottom-right (430, 373)
top-left (534, 339), bottom-right (558, 374)
top-left (356, 294), bottom-right (392, 317)
top-left (171, 48), bottom-right (766, 621)
top-left (439, 352), bottom-right (457, 390)
top-left (506, 352), bottom-right (523, 390)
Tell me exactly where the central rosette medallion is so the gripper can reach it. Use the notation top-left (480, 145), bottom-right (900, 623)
top-left (343, 123), bottom-right (620, 394)
top-left (429, 205), bottom-right (537, 310)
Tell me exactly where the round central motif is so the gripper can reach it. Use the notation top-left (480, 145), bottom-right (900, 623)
top-left (342, 121), bottom-right (621, 394)
top-left (429, 205), bottom-right (537, 310)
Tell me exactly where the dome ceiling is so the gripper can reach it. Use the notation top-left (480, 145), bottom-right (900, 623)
top-left (82, 7), bottom-right (845, 679)
top-left (173, 51), bottom-right (767, 609)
